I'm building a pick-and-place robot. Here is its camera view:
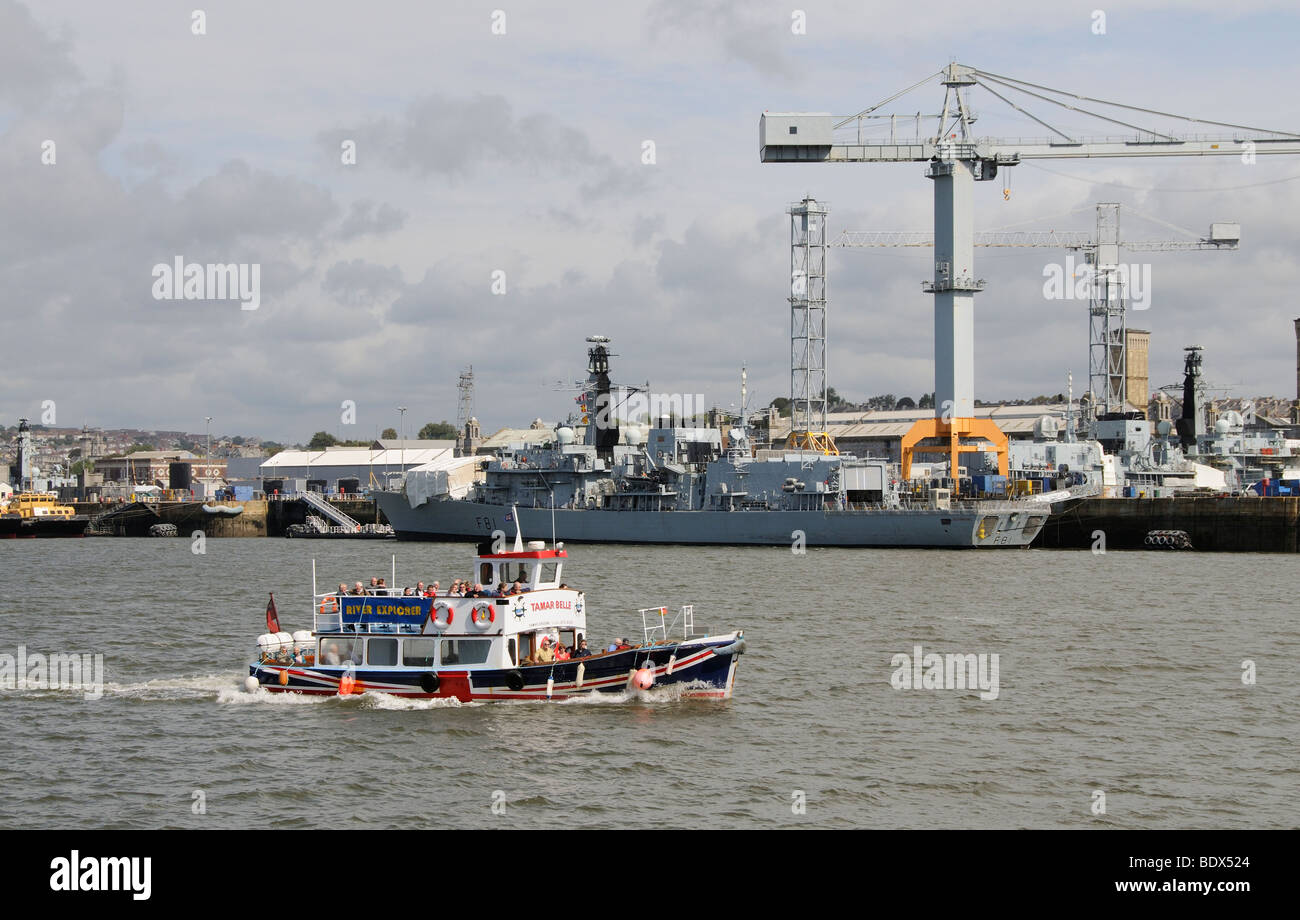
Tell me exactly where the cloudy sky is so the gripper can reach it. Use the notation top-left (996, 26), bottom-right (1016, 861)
top-left (3, 0), bottom-right (1299, 443)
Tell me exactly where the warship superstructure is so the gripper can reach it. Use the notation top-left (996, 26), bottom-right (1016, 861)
top-left (378, 338), bottom-right (1056, 548)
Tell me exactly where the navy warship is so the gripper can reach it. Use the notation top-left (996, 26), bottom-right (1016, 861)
top-left (376, 338), bottom-right (1056, 547)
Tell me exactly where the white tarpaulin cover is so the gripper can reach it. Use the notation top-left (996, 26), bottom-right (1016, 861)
top-left (404, 455), bottom-right (486, 507)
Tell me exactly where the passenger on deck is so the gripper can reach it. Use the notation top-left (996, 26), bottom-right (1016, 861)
top-left (402, 587), bottom-right (413, 596)
top-left (429, 581), bottom-right (440, 597)
top-left (495, 582), bottom-right (508, 597)
top-left (511, 577), bottom-right (527, 594)
top-left (558, 583), bottom-right (569, 590)
top-left (369, 577), bottom-right (379, 590)
top-left (572, 639), bottom-right (591, 658)
top-left (416, 581), bottom-right (426, 595)
top-left (449, 580), bottom-right (462, 596)
top-left (351, 582), bottom-right (365, 595)
top-left (338, 582), bottom-right (348, 596)
top-left (533, 636), bottom-right (556, 664)
top-left (554, 642), bottom-right (571, 662)
top-left (466, 583), bottom-right (484, 597)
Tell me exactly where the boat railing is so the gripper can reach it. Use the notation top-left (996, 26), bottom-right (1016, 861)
top-left (640, 604), bottom-right (706, 644)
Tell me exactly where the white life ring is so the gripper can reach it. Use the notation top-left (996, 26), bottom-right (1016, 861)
top-left (470, 604), bottom-right (496, 629)
top-left (429, 602), bottom-right (455, 630)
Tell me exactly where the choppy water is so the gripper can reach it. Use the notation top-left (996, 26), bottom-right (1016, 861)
top-left (0, 539), bottom-right (1295, 829)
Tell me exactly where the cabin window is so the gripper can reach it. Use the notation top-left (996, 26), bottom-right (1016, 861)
top-left (318, 637), bottom-right (361, 666)
top-left (518, 633), bottom-right (534, 661)
top-left (558, 630), bottom-right (575, 652)
top-left (540, 563), bottom-right (558, 583)
top-left (440, 639), bottom-right (492, 666)
top-left (507, 637), bottom-right (517, 666)
top-left (367, 638), bottom-right (398, 666)
top-left (480, 562), bottom-right (494, 584)
top-left (403, 638), bottom-right (437, 667)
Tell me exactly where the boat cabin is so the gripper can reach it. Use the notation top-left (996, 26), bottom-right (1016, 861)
top-left (273, 540), bottom-right (586, 674)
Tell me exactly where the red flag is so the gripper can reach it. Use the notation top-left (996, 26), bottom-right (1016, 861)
top-left (266, 593), bottom-right (280, 633)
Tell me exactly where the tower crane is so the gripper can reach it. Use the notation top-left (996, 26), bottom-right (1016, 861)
top-left (760, 63), bottom-right (1300, 493)
top-left (835, 202), bottom-right (1240, 419)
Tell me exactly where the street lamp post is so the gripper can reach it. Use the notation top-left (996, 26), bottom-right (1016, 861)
top-left (204, 416), bottom-right (213, 498)
top-left (397, 406), bottom-right (408, 481)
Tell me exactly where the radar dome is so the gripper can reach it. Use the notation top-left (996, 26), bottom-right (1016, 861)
top-left (1033, 415), bottom-right (1061, 440)
top-left (556, 427), bottom-right (575, 445)
top-left (623, 426), bottom-right (645, 446)
top-left (1214, 418), bottom-right (1231, 435)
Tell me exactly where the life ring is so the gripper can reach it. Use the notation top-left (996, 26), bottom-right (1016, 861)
top-left (429, 603), bottom-right (455, 630)
top-left (420, 672), bottom-right (440, 694)
top-left (471, 604), bottom-right (495, 627)
top-left (318, 595), bottom-right (339, 614)
top-left (505, 670), bottom-right (525, 692)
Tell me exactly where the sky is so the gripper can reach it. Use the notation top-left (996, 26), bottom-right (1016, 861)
top-left (2, 0), bottom-right (1299, 443)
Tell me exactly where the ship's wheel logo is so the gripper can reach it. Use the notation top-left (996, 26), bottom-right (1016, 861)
top-left (574, 599), bottom-right (584, 614)
top-left (513, 601), bottom-right (527, 618)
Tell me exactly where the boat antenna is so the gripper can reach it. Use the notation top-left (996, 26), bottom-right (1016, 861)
top-left (550, 491), bottom-right (556, 548)
top-left (391, 553), bottom-right (396, 589)
top-left (512, 503), bottom-right (523, 552)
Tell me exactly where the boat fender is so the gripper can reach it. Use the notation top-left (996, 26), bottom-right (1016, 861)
top-left (278, 669), bottom-right (289, 686)
top-left (546, 677), bottom-right (554, 699)
top-left (339, 671), bottom-right (357, 695)
top-left (505, 670), bottom-right (525, 692)
top-left (666, 653), bottom-right (677, 674)
top-left (420, 672), bottom-right (440, 694)
top-left (575, 663), bottom-right (585, 688)
top-left (711, 639), bottom-right (747, 657)
top-left (243, 675), bottom-right (260, 692)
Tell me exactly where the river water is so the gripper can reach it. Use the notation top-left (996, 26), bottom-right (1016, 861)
top-left (0, 539), bottom-right (1294, 829)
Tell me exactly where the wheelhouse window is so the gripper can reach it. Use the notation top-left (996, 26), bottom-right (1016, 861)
top-left (440, 639), bottom-right (492, 665)
top-left (403, 638), bottom-right (437, 667)
top-left (367, 637), bottom-right (398, 666)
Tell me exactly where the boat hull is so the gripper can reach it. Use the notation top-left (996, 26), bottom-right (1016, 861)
top-left (0, 516), bottom-right (88, 538)
top-left (249, 640), bottom-right (742, 701)
top-left (376, 494), bottom-right (1043, 548)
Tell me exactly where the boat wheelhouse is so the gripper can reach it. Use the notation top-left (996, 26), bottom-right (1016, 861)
top-left (247, 539), bottom-right (745, 701)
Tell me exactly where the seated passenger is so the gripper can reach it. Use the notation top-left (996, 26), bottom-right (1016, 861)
top-left (511, 577), bottom-right (527, 594)
top-left (428, 581), bottom-right (440, 597)
top-left (572, 639), bottom-right (592, 658)
top-left (292, 645), bottom-right (306, 665)
top-left (416, 581), bottom-right (426, 595)
top-left (322, 642), bottom-right (343, 666)
top-left (533, 637), bottom-right (556, 664)
top-left (369, 577), bottom-right (379, 590)
top-left (337, 582), bottom-right (349, 596)
top-left (351, 582), bottom-right (365, 595)
top-left (495, 582), bottom-right (508, 597)
top-left (554, 643), bottom-right (570, 662)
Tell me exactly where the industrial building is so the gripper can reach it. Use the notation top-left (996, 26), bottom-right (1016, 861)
top-left (258, 441), bottom-right (455, 493)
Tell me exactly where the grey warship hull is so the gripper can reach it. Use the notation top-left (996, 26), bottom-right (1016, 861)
top-left (376, 494), bottom-right (1047, 548)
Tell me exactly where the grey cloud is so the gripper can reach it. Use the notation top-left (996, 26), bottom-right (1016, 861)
top-left (337, 200), bottom-right (407, 240)
top-left (320, 93), bottom-right (645, 201)
top-left (323, 259), bottom-right (406, 306)
top-left (0, 0), bottom-right (79, 108)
